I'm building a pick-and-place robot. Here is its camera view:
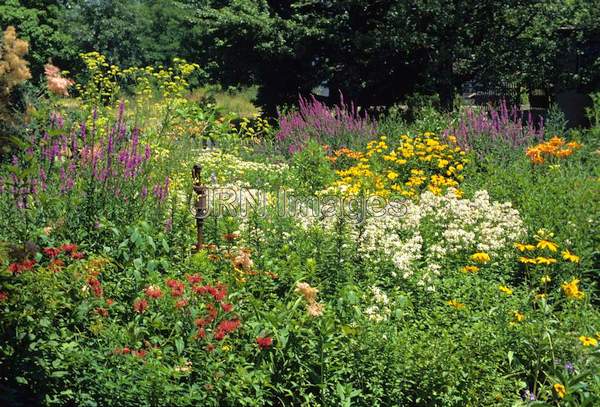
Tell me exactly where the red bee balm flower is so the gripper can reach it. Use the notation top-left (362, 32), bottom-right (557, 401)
top-left (221, 302), bottom-right (233, 312)
top-left (9, 259), bottom-right (37, 274)
top-left (256, 336), bottom-right (273, 350)
top-left (87, 277), bottom-right (103, 297)
top-left (133, 298), bottom-right (149, 313)
top-left (186, 274), bottom-right (203, 285)
top-left (196, 327), bottom-right (206, 339)
top-left (8, 263), bottom-right (21, 273)
top-left (166, 279), bottom-right (185, 297)
top-left (144, 285), bottom-right (162, 299)
top-left (60, 243), bottom-right (78, 253)
top-left (214, 319), bottom-right (241, 341)
top-left (175, 299), bottom-right (189, 309)
top-left (95, 307), bottom-right (109, 317)
top-left (43, 247), bottom-right (61, 258)
top-left (0, 291), bottom-right (8, 302)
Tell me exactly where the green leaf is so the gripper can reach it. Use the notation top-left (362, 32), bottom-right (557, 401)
top-left (175, 337), bottom-right (184, 355)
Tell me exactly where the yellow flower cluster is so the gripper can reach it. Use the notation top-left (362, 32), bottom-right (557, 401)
top-left (76, 52), bottom-right (121, 106)
top-left (123, 57), bottom-right (199, 100)
top-left (562, 278), bottom-right (585, 300)
top-left (516, 233), bottom-right (579, 266)
top-left (234, 114), bottom-right (273, 142)
top-left (515, 230), bottom-right (585, 300)
top-left (526, 136), bottom-right (582, 164)
top-left (333, 133), bottom-right (467, 198)
top-left (76, 52), bottom-right (199, 107)
top-left (460, 252), bottom-right (490, 274)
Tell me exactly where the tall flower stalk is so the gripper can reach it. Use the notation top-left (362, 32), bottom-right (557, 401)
top-left (0, 102), bottom-right (168, 240)
top-left (276, 94), bottom-right (376, 154)
top-left (443, 101), bottom-right (545, 155)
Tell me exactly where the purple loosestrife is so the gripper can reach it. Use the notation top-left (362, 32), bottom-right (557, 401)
top-left (277, 94), bottom-right (376, 154)
top-left (443, 101), bottom-right (544, 153)
top-left (152, 176), bottom-right (170, 202)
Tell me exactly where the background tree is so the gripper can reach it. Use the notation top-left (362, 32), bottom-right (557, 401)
top-left (0, 0), bottom-right (77, 81)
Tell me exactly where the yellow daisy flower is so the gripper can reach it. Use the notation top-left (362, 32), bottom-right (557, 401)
top-left (537, 239), bottom-right (558, 252)
top-left (471, 252), bottom-right (491, 264)
top-left (562, 250), bottom-right (580, 263)
top-left (578, 336), bottom-right (598, 347)
top-left (553, 383), bottom-right (566, 399)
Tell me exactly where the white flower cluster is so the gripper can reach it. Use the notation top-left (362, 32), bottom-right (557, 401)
top-left (357, 190), bottom-right (525, 287)
top-left (364, 286), bottom-right (392, 322)
top-left (292, 189), bottom-right (525, 288)
top-left (419, 190), bottom-right (525, 258)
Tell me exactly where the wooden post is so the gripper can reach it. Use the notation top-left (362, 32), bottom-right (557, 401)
top-left (192, 164), bottom-right (208, 252)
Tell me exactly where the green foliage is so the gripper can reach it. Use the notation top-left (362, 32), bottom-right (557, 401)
top-left (289, 140), bottom-right (336, 196)
top-left (1, 54), bottom-right (600, 406)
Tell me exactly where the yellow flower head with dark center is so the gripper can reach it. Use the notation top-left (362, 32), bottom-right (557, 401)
top-left (562, 250), bottom-right (580, 263)
top-left (553, 383), bottom-right (566, 399)
top-left (537, 239), bottom-right (558, 252)
top-left (535, 257), bottom-right (557, 265)
top-left (515, 243), bottom-right (536, 252)
top-left (578, 336), bottom-right (598, 347)
top-left (447, 299), bottom-right (465, 309)
top-left (518, 256), bottom-right (537, 265)
top-left (562, 278), bottom-right (585, 300)
top-left (462, 265), bottom-right (479, 273)
top-left (499, 285), bottom-right (513, 295)
top-left (471, 252), bottom-right (491, 264)
top-left (512, 311), bottom-right (525, 322)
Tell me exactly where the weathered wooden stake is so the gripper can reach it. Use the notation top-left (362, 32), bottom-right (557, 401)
top-left (192, 164), bottom-right (208, 252)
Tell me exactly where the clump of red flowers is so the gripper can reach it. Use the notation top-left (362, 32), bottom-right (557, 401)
top-left (186, 273), bottom-right (203, 284)
top-left (175, 299), bottom-right (189, 309)
top-left (0, 291), bottom-right (8, 302)
top-left (113, 346), bottom-right (131, 355)
top-left (43, 247), bottom-right (61, 258)
top-left (133, 298), bottom-right (148, 313)
top-left (87, 277), bottom-right (103, 297)
top-left (166, 279), bottom-right (185, 297)
top-left (213, 319), bottom-right (241, 341)
top-left (256, 336), bottom-right (273, 350)
top-left (95, 307), bottom-right (109, 318)
top-left (8, 259), bottom-right (36, 274)
top-left (43, 243), bottom-right (85, 260)
top-left (192, 282), bottom-right (227, 302)
top-left (144, 285), bottom-right (162, 299)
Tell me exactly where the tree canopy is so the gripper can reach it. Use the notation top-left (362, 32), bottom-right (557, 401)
top-left (1, 0), bottom-right (599, 111)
